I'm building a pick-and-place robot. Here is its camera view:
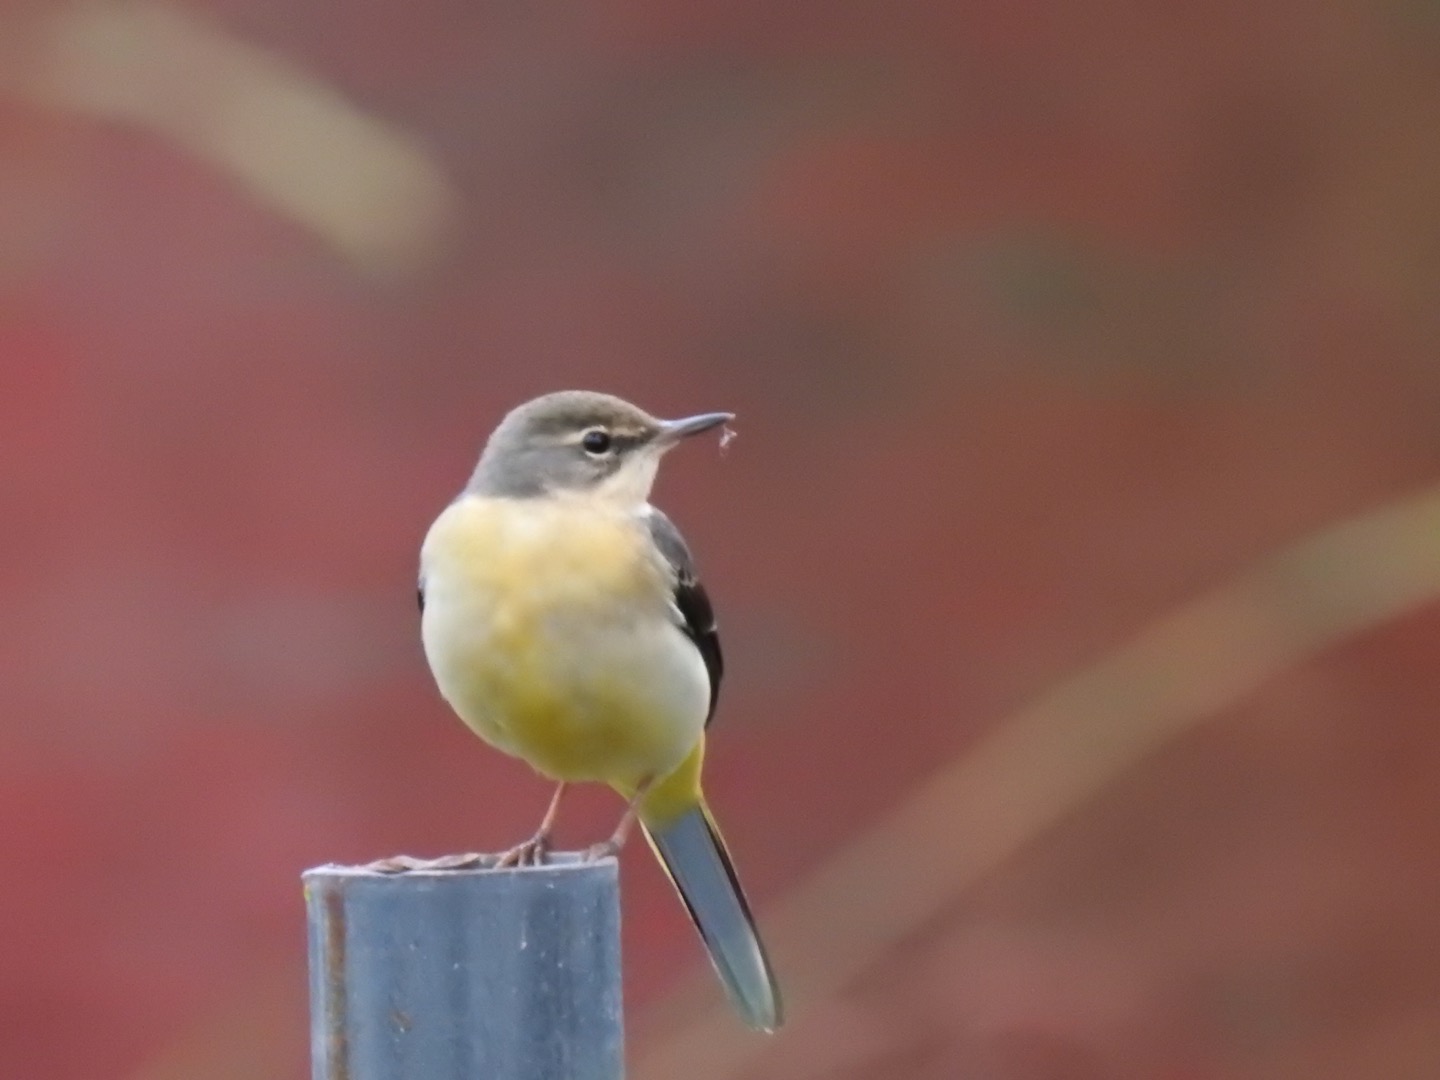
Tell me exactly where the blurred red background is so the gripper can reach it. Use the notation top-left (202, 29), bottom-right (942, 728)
top-left (4, 2), bottom-right (1440, 1077)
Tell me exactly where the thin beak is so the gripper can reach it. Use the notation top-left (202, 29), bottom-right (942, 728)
top-left (655, 411), bottom-right (733, 447)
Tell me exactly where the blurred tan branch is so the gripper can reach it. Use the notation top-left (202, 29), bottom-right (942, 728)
top-left (12, 0), bottom-right (460, 274)
top-left (636, 481), bottom-right (1440, 1080)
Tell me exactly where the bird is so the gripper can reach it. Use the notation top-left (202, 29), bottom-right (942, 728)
top-left (413, 390), bottom-right (782, 1032)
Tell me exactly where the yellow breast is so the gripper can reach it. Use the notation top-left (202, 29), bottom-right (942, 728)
top-left (418, 495), bottom-right (709, 786)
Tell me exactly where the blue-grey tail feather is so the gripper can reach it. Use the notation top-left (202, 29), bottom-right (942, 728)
top-left (645, 805), bottom-right (783, 1032)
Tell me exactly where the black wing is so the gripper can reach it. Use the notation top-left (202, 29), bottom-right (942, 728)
top-left (417, 578), bottom-right (425, 613)
top-left (647, 508), bottom-right (724, 726)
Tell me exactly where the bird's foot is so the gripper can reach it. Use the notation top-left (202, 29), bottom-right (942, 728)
top-left (494, 833), bottom-right (552, 869)
top-left (582, 839), bottom-right (621, 862)
top-left (363, 852), bottom-right (492, 874)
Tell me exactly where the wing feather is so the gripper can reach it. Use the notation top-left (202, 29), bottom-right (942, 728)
top-left (646, 508), bottom-right (723, 726)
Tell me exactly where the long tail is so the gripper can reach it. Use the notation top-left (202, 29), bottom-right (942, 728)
top-left (644, 801), bottom-right (783, 1031)
top-left (634, 741), bottom-right (783, 1032)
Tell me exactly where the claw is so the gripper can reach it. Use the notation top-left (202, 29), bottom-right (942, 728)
top-left (495, 833), bottom-right (552, 869)
top-left (582, 840), bottom-right (620, 863)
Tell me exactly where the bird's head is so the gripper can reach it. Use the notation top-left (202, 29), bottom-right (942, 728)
top-left (468, 390), bottom-right (732, 505)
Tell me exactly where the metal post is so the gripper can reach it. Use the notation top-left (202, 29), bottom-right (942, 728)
top-left (304, 855), bottom-right (623, 1080)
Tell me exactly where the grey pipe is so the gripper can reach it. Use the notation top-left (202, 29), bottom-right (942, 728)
top-left (304, 854), bottom-right (622, 1080)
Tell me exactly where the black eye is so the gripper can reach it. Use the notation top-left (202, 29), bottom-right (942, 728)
top-left (581, 429), bottom-right (612, 454)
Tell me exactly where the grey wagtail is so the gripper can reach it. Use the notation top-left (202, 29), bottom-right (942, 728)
top-left (415, 390), bottom-right (783, 1032)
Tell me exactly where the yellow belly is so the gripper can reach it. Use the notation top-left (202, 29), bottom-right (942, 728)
top-left (419, 495), bottom-right (709, 786)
